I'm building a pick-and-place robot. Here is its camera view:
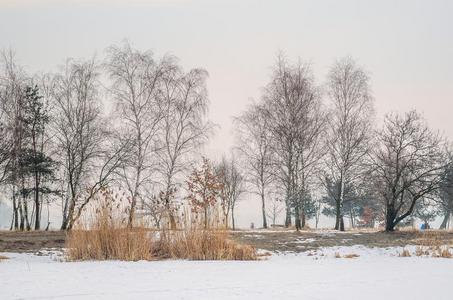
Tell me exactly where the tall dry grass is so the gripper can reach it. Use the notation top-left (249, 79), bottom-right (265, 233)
top-left (66, 207), bottom-right (153, 261)
top-left (155, 229), bottom-right (257, 260)
top-left (0, 255), bottom-right (9, 261)
top-left (65, 189), bottom-right (257, 261)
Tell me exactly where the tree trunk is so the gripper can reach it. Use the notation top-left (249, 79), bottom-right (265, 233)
top-left (34, 173), bottom-right (40, 230)
top-left (385, 206), bottom-right (396, 232)
top-left (12, 191), bottom-right (19, 230)
top-left (294, 204), bottom-right (301, 231)
top-left (338, 176), bottom-right (345, 232)
top-left (62, 197), bottom-right (76, 230)
top-left (439, 212), bottom-right (451, 230)
top-left (18, 197), bottom-right (24, 231)
top-left (334, 202), bottom-right (340, 230)
top-left (204, 207), bottom-right (208, 229)
top-left (169, 213), bottom-right (177, 230)
top-left (22, 193), bottom-right (31, 231)
top-left (261, 193), bottom-right (267, 229)
top-left (349, 211), bottom-right (354, 229)
top-left (224, 212), bottom-right (229, 229)
top-left (285, 184), bottom-right (292, 227)
top-left (285, 207), bottom-right (291, 227)
top-left (231, 207), bottom-right (236, 230)
top-left (301, 211), bottom-right (306, 229)
top-left (61, 194), bottom-right (70, 230)
top-left (127, 198), bottom-right (136, 229)
top-left (164, 185), bottom-right (177, 230)
top-left (60, 215), bottom-right (69, 230)
top-left (339, 216), bottom-right (345, 231)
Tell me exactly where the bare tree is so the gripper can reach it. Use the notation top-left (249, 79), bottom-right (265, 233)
top-left (0, 50), bottom-right (31, 230)
top-left (66, 137), bottom-right (129, 229)
top-left (106, 42), bottom-right (169, 227)
top-left (371, 111), bottom-right (447, 231)
top-left (157, 65), bottom-right (213, 229)
top-left (436, 151), bottom-right (453, 229)
top-left (313, 196), bottom-right (323, 229)
top-left (50, 58), bottom-right (123, 230)
top-left (216, 155), bottom-right (245, 230)
top-left (263, 54), bottom-right (326, 230)
top-left (266, 196), bottom-right (284, 227)
top-left (234, 103), bottom-right (273, 228)
top-left (0, 77), bottom-right (12, 187)
top-left (325, 56), bottom-right (374, 231)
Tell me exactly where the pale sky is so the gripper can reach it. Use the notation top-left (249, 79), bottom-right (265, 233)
top-left (1, 0), bottom-right (452, 228)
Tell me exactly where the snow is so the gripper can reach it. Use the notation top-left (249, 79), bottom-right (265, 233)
top-left (302, 244), bottom-right (422, 258)
top-left (294, 237), bottom-right (317, 244)
top-left (1, 248), bottom-right (452, 300)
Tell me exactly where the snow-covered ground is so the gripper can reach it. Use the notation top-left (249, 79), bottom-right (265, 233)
top-left (1, 247), bottom-right (452, 300)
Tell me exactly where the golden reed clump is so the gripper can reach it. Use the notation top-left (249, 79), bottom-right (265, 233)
top-left (65, 207), bottom-right (153, 261)
top-left (65, 189), bottom-right (257, 261)
top-left (155, 229), bottom-right (257, 261)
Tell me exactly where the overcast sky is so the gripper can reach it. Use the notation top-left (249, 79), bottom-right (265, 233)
top-left (1, 0), bottom-right (452, 228)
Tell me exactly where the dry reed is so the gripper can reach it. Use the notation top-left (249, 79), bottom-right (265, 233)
top-left (0, 255), bottom-right (9, 261)
top-left (155, 229), bottom-right (257, 260)
top-left (399, 249), bottom-right (411, 257)
top-left (65, 189), bottom-right (257, 261)
top-left (65, 207), bottom-right (153, 261)
top-left (343, 253), bottom-right (360, 258)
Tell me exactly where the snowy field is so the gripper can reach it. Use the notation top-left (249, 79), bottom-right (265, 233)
top-left (1, 247), bottom-right (453, 300)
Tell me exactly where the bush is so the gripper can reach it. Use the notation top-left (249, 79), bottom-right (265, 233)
top-left (155, 229), bottom-right (257, 260)
top-left (65, 195), bottom-right (257, 261)
top-left (65, 208), bottom-right (153, 261)
top-left (399, 249), bottom-right (411, 257)
top-left (0, 255), bottom-right (9, 261)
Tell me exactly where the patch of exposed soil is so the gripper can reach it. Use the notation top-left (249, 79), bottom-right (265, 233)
top-left (231, 229), bottom-right (453, 253)
top-left (2, 228), bottom-right (453, 254)
top-left (0, 230), bottom-right (66, 253)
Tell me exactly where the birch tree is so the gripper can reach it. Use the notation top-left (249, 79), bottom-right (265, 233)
top-left (51, 59), bottom-right (124, 230)
top-left (0, 50), bottom-right (31, 230)
top-left (216, 155), bottom-right (245, 230)
top-left (325, 57), bottom-right (374, 231)
top-left (234, 103), bottom-right (273, 228)
top-left (106, 42), bottom-right (169, 227)
top-left (157, 65), bottom-right (213, 229)
top-left (263, 54), bottom-right (326, 230)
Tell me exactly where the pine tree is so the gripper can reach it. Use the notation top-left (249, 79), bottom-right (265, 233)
top-left (18, 86), bottom-right (56, 230)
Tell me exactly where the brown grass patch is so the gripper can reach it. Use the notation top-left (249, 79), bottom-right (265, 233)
top-left (399, 249), bottom-right (411, 257)
top-left (258, 251), bottom-right (272, 258)
top-left (415, 246), bottom-right (430, 257)
top-left (414, 230), bottom-right (450, 247)
top-left (65, 212), bottom-right (153, 261)
top-left (431, 246), bottom-right (453, 258)
top-left (65, 192), bottom-right (257, 261)
top-left (343, 253), bottom-right (360, 258)
top-left (155, 229), bottom-right (257, 260)
top-left (0, 255), bottom-right (9, 261)
top-left (334, 252), bottom-right (359, 258)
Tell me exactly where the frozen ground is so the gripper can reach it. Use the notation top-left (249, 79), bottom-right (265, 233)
top-left (1, 247), bottom-right (453, 300)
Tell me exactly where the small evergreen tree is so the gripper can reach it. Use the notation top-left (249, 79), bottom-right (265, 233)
top-left (19, 86), bottom-right (56, 230)
top-left (323, 176), bottom-right (380, 229)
